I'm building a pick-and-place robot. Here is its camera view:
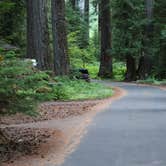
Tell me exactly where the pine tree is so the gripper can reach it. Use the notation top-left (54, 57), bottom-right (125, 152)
top-left (154, 0), bottom-right (166, 78)
top-left (112, 0), bottom-right (145, 81)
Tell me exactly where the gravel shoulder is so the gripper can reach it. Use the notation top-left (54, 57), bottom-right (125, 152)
top-left (0, 87), bottom-right (126, 166)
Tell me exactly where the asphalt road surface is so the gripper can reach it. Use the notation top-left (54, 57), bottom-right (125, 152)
top-left (62, 82), bottom-right (166, 166)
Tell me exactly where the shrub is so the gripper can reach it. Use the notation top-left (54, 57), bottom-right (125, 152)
top-left (0, 49), bottom-right (113, 115)
top-left (113, 62), bottom-right (126, 81)
top-left (54, 77), bottom-right (113, 100)
top-left (0, 50), bottom-right (60, 115)
top-left (68, 31), bottom-right (97, 68)
top-left (0, 57), bottom-right (38, 115)
top-left (85, 62), bottom-right (99, 79)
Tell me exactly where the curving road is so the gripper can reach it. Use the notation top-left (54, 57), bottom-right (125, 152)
top-left (61, 82), bottom-right (166, 166)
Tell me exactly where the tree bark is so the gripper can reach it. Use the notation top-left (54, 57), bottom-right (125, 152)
top-left (125, 54), bottom-right (136, 81)
top-left (145, 0), bottom-right (154, 38)
top-left (146, 0), bottom-right (153, 20)
top-left (154, 0), bottom-right (166, 79)
top-left (83, 0), bottom-right (89, 46)
top-left (76, 0), bottom-right (89, 49)
top-left (138, 0), bottom-right (154, 78)
top-left (26, 0), bottom-right (51, 70)
top-left (51, 0), bottom-right (69, 75)
top-left (98, 0), bottom-right (112, 78)
top-left (158, 36), bottom-right (166, 79)
top-left (137, 55), bottom-right (152, 80)
top-left (26, 0), bottom-right (35, 59)
top-left (70, 0), bottom-right (78, 10)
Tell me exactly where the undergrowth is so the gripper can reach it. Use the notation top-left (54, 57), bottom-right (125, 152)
top-left (55, 77), bottom-right (113, 100)
top-left (0, 49), bottom-right (113, 115)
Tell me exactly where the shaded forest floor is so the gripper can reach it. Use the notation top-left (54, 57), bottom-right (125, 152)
top-left (0, 87), bottom-right (125, 166)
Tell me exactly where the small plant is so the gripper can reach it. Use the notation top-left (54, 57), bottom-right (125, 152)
top-left (54, 77), bottom-right (113, 100)
top-left (113, 62), bottom-right (126, 81)
top-left (0, 50), bottom-right (55, 115)
top-left (85, 62), bottom-right (100, 79)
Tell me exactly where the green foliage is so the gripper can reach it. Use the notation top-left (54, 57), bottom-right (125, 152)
top-left (68, 31), bottom-right (97, 68)
top-left (66, 2), bottom-right (98, 69)
top-left (85, 61), bottom-right (127, 81)
top-left (112, 0), bottom-right (166, 79)
top-left (112, 0), bottom-right (146, 59)
top-left (85, 62), bottom-right (99, 79)
top-left (66, 2), bottom-right (82, 34)
top-left (153, 0), bottom-right (166, 78)
top-left (0, 50), bottom-right (113, 115)
top-left (54, 77), bottom-right (113, 100)
top-left (0, 1), bottom-right (15, 13)
top-left (84, 61), bottom-right (127, 81)
top-left (113, 62), bottom-right (126, 81)
top-left (0, 50), bottom-right (66, 115)
top-left (91, 29), bottom-right (100, 60)
top-left (0, 55), bottom-right (36, 115)
top-left (0, 0), bottom-right (26, 46)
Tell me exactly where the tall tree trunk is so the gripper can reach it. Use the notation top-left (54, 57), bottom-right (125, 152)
top-left (125, 54), bottom-right (136, 81)
top-left (158, 40), bottom-right (166, 78)
top-left (98, 0), bottom-right (112, 78)
top-left (26, 0), bottom-right (51, 70)
top-left (70, 0), bottom-right (78, 9)
top-left (78, 0), bottom-right (89, 48)
top-left (146, 0), bottom-right (153, 20)
top-left (154, 0), bottom-right (166, 79)
top-left (145, 0), bottom-right (154, 39)
top-left (26, 0), bottom-right (35, 59)
top-left (137, 55), bottom-right (152, 80)
top-left (51, 0), bottom-right (69, 75)
top-left (83, 0), bottom-right (89, 46)
top-left (138, 0), bottom-right (154, 79)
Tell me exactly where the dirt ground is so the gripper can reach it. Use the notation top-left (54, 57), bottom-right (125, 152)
top-left (0, 87), bottom-right (126, 166)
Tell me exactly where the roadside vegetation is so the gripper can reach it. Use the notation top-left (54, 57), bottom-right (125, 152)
top-left (136, 78), bottom-right (166, 86)
top-left (0, 50), bottom-right (113, 116)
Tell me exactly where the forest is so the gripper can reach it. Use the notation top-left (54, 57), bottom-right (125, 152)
top-left (0, 0), bottom-right (166, 120)
top-left (0, 0), bottom-right (166, 164)
top-left (0, 0), bottom-right (165, 79)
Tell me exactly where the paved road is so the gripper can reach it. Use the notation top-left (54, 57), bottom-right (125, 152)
top-left (62, 82), bottom-right (166, 166)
